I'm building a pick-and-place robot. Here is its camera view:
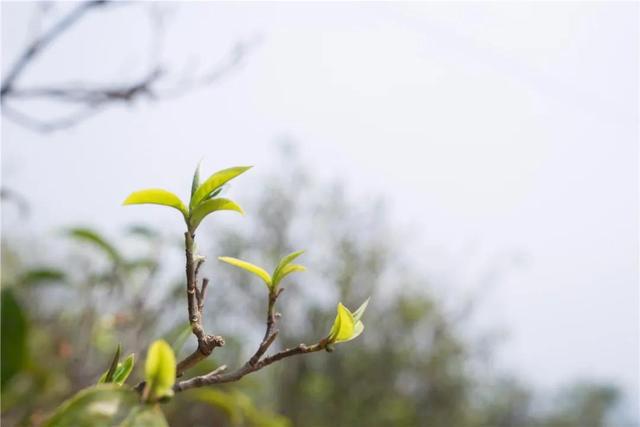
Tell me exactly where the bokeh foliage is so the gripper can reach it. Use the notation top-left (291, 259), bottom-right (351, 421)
top-left (1, 152), bottom-right (622, 426)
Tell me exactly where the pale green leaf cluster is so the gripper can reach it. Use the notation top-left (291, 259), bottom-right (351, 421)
top-left (123, 165), bottom-right (251, 231)
top-left (218, 250), bottom-right (306, 291)
top-left (43, 384), bottom-right (169, 427)
top-left (98, 350), bottom-right (135, 386)
top-left (143, 340), bottom-right (176, 402)
top-left (327, 298), bottom-right (369, 344)
top-left (43, 385), bottom-right (139, 427)
top-left (45, 341), bottom-right (172, 426)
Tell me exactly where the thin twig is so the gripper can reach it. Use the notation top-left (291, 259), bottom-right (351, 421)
top-left (1, 0), bottom-right (109, 97)
top-left (7, 69), bottom-right (163, 105)
top-left (174, 341), bottom-right (327, 392)
top-left (248, 288), bottom-right (283, 365)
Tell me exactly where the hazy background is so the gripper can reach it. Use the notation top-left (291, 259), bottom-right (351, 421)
top-left (2, 1), bottom-right (638, 425)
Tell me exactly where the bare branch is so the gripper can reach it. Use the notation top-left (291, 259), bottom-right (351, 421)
top-left (174, 341), bottom-right (327, 392)
top-left (1, 2), bottom-right (258, 133)
top-left (1, 103), bottom-right (102, 132)
top-left (174, 232), bottom-right (224, 377)
top-left (7, 69), bottom-right (163, 105)
top-left (1, 1), bottom-right (109, 97)
top-left (249, 288), bottom-right (284, 365)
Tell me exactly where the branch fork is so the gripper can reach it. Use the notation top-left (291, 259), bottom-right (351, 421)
top-left (171, 234), bottom-right (328, 392)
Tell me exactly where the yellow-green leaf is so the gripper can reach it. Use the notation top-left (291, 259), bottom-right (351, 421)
top-left (328, 303), bottom-right (355, 343)
top-left (218, 257), bottom-right (272, 288)
top-left (123, 189), bottom-right (187, 218)
top-left (272, 264), bottom-right (306, 287)
top-left (144, 340), bottom-right (176, 401)
top-left (189, 198), bottom-right (244, 229)
top-left (190, 166), bottom-right (252, 209)
top-left (339, 321), bottom-right (364, 343)
top-left (271, 250), bottom-right (305, 285)
top-left (352, 297), bottom-right (370, 323)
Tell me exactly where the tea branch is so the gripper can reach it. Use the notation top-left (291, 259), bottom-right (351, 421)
top-left (176, 231), bottom-right (223, 377)
top-left (174, 341), bottom-right (328, 392)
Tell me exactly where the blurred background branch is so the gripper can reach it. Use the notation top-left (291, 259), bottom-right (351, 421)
top-left (0, 0), bottom-right (257, 133)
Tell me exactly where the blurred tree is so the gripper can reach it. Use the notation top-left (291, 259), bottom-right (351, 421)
top-left (0, 148), bottom-right (625, 426)
top-left (184, 146), bottom-right (624, 427)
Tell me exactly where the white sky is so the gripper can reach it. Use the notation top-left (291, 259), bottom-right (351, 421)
top-left (2, 1), bottom-right (638, 418)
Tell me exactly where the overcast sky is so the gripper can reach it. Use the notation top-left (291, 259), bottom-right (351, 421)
top-left (2, 1), bottom-right (638, 419)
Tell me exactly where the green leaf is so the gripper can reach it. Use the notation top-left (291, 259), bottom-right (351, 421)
top-left (100, 344), bottom-right (121, 384)
top-left (271, 250), bottom-right (305, 285)
top-left (191, 161), bottom-right (202, 199)
top-left (327, 299), bottom-right (369, 344)
top-left (1, 289), bottom-right (27, 387)
top-left (66, 228), bottom-right (121, 262)
top-left (123, 189), bottom-right (188, 218)
top-left (112, 354), bottom-right (135, 385)
top-left (190, 166), bottom-right (252, 209)
top-left (99, 353), bottom-right (135, 385)
top-left (352, 297), bottom-right (370, 323)
top-left (328, 303), bottom-right (355, 343)
top-left (119, 406), bottom-right (169, 427)
top-left (144, 340), bottom-right (176, 401)
top-left (18, 268), bottom-right (66, 287)
top-left (218, 256), bottom-right (272, 288)
top-left (189, 198), bottom-right (244, 229)
top-left (272, 264), bottom-right (306, 287)
top-left (43, 385), bottom-right (138, 427)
